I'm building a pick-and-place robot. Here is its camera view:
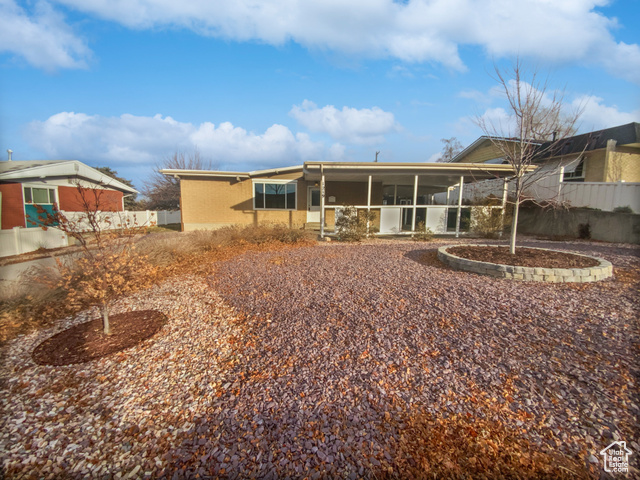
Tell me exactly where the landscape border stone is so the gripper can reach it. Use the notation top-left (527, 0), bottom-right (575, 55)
top-left (437, 245), bottom-right (613, 283)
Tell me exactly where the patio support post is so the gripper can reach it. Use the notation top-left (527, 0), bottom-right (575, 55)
top-left (445, 187), bottom-right (451, 234)
top-left (499, 178), bottom-right (508, 238)
top-left (393, 184), bottom-right (397, 205)
top-left (320, 164), bottom-right (325, 238)
top-left (455, 176), bottom-right (464, 238)
top-left (411, 175), bottom-right (418, 233)
top-left (367, 175), bottom-right (372, 235)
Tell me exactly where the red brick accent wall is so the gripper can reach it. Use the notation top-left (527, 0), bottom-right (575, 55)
top-left (58, 186), bottom-right (124, 212)
top-left (0, 183), bottom-right (26, 229)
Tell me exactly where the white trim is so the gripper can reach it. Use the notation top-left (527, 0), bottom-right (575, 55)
top-left (455, 176), bottom-right (464, 238)
top-left (251, 179), bottom-right (297, 185)
top-left (320, 165), bottom-right (325, 238)
top-left (249, 165), bottom-right (303, 176)
top-left (0, 160), bottom-right (137, 194)
top-left (22, 184), bottom-right (59, 205)
top-left (307, 186), bottom-right (321, 223)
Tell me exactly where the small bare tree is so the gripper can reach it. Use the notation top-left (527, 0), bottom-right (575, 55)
top-left (439, 137), bottom-right (464, 163)
top-left (143, 149), bottom-right (216, 211)
top-left (475, 59), bottom-right (582, 253)
top-left (36, 182), bottom-right (157, 335)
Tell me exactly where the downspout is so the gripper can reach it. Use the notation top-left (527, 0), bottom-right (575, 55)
top-left (174, 174), bottom-right (184, 232)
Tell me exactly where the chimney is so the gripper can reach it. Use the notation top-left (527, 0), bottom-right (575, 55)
top-left (7, 149), bottom-right (12, 161)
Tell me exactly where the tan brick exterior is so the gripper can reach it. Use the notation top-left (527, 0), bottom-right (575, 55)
top-left (179, 171), bottom-right (384, 231)
top-left (584, 150), bottom-right (607, 182)
top-left (180, 172), bottom-right (305, 231)
top-left (606, 150), bottom-right (640, 182)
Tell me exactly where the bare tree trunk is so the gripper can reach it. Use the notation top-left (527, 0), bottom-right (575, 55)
top-left (510, 180), bottom-right (522, 254)
top-left (510, 201), bottom-right (520, 255)
top-left (101, 301), bottom-right (111, 335)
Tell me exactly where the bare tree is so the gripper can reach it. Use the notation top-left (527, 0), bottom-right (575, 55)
top-left (36, 182), bottom-right (156, 335)
top-left (439, 137), bottom-right (463, 162)
top-left (474, 59), bottom-right (582, 253)
top-left (143, 149), bottom-right (216, 211)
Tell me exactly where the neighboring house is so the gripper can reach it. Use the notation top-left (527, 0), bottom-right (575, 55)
top-left (447, 122), bottom-right (640, 212)
top-left (161, 161), bottom-right (527, 236)
top-left (0, 159), bottom-right (138, 230)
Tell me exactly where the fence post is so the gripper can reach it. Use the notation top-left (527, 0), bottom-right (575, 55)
top-left (13, 227), bottom-right (23, 255)
top-left (612, 181), bottom-right (623, 210)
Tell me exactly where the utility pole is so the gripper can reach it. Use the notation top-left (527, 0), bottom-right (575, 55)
top-left (375, 151), bottom-right (380, 162)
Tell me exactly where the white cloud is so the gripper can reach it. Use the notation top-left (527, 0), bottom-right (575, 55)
top-left (0, 0), bottom-right (89, 70)
top-left (25, 112), bottom-right (345, 170)
top-left (4, 0), bottom-right (639, 81)
top-left (289, 100), bottom-right (398, 144)
top-left (38, 0), bottom-right (638, 82)
top-left (462, 87), bottom-right (639, 140)
top-left (573, 95), bottom-right (640, 131)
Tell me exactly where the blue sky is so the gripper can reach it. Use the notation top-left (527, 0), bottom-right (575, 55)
top-left (1, 0), bottom-right (639, 191)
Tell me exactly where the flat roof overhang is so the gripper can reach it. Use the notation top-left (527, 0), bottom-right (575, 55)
top-left (303, 161), bottom-right (533, 187)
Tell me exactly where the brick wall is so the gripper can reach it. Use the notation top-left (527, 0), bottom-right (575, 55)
top-left (0, 183), bottom-right (26, 229)
top-left (58, 186), bottom-right (123, 212)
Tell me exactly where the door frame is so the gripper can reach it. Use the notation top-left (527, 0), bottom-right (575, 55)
top-left (307, 186), bottom-right (321, 222)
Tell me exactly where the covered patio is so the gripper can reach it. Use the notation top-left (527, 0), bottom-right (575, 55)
top-left (302, 162), bottom-right (524, 237)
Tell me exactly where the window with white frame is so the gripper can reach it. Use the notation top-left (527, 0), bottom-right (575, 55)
top-left (253, 181), bottom-right (297, 210)
top-left (562, 158), bottom-right (585, 182)
top-left (24, 186), bottom-right (57, 204)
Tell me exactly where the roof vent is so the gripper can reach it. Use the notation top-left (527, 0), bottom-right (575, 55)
top-left (7, 149), bottom-right (12, 161)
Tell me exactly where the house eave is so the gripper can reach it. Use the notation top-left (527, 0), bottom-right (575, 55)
top-left (0, 160), bottom-right (138, 194)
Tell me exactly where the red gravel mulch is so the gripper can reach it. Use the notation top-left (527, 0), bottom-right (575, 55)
top-left (32, 310), bottom-right (167, 366)
top-left (447, 245), bottom-right (601, 268)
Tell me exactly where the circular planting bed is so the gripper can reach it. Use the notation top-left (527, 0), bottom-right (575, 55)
top-left (32, 310), bottom-right (167, 366)
top-left (438, 245), bottom-right (613, 283)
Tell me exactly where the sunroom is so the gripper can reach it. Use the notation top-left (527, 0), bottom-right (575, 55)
top-left (302, 162), bottom-right (526, 237)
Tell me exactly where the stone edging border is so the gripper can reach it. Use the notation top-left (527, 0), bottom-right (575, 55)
top-left (437, 245), bottom-right (613, 283)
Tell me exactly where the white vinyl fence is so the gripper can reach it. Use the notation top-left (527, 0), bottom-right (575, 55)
top-left (0, 226), bottom-right (69, 257)
top-left (435, 170), bottom-right (640, 213)
top-left (0, 210), bottom-right (181, 258)
top-left (54, 210), bottom-right (181, 232)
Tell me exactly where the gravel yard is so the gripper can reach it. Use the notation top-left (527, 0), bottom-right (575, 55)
top-left (1, 239), bottom-right (638, 478)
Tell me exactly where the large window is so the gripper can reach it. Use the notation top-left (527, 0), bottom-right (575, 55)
top-left (253, 181), bottom-right (297, 210)
top-left (24, 186), bottom-right (56, 204)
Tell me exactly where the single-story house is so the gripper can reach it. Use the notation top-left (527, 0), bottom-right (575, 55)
top-left (161, 161), bottom-right (530, 236)
top-left (0, 159), bottom-right (138, 229)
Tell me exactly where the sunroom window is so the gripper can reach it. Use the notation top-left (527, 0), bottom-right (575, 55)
top-left (253, 181), bottom-right (296, 210)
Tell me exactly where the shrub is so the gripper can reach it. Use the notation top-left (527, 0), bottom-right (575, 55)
top-left (412, 222), bottom-right (434, 242)
top-left (471, 204), bottom-right (513, 238)
top-left (578, 222), bottom-right (591, 239)
top-left (613, 205), bottom-right (633, 214)
top-left (335, 206), bottom-right (378, 242)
